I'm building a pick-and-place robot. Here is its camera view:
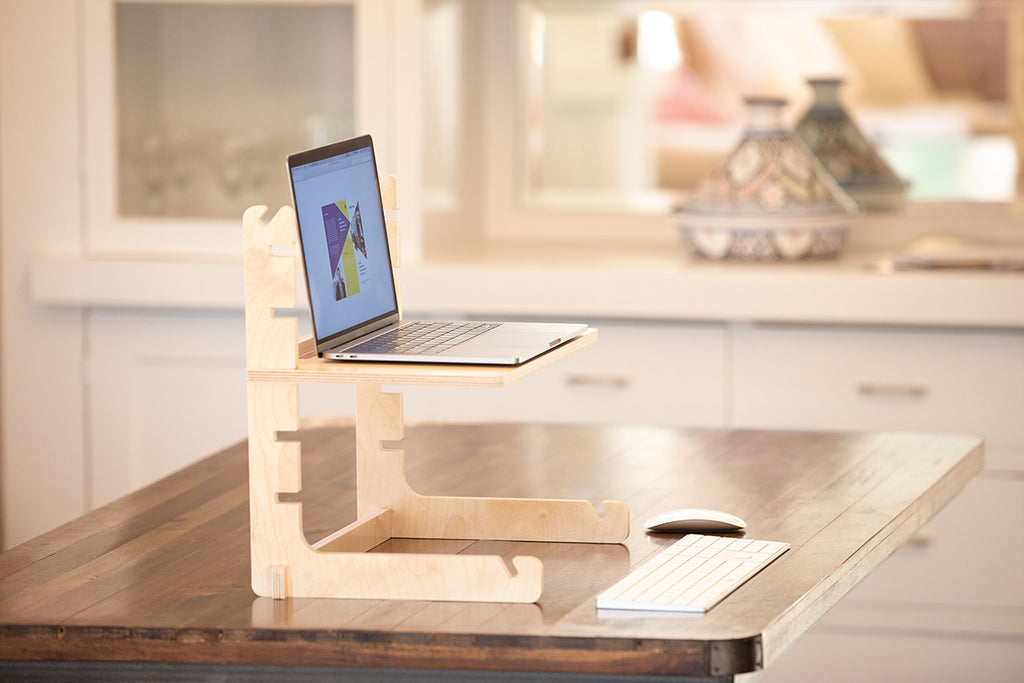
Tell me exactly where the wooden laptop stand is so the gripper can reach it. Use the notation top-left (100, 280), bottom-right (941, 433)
top-left (243, 176), bottom-right (629, 603)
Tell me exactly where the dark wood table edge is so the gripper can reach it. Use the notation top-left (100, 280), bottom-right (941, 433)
top-left (0, 623), bottom-right (759, 679)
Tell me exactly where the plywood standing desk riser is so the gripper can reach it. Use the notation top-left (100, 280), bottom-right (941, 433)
top-left (242, 175), bottom-right (628, 603)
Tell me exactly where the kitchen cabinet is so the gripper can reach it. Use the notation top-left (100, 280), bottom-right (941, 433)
top-left (389, 313), bottom-right (1024, 680)
top-left (733, 323), bottom-right (1024, 451)
top-left (401, 320), bottom-right (729, 428)
top-left (734, 323), bottom-right (1024, 681)
top-left (0, 0), bottom-right (416, 545)
top-left (3, 1), bottom-right (1022, 679)
top-left (69, 0), bottom-right (426, 259)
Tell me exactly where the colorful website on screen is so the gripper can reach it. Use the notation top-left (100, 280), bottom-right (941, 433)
top-left (291, 147), bottom-right (396, 339)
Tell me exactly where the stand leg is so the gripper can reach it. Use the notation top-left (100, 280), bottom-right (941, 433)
top-left (354, 383), bottom-right (630, 543)
top-left (247, 380), bottom-right (545, 602)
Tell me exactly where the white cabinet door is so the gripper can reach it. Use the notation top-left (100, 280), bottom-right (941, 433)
top-left (87, 311), bottom-right (249, 508)
top-left (762, 623), bottom-right (1024, 683)
top-left (845, 475), bottom-right (1024, 612)
top-left (400, 321), bottom-right (729, 427)
top-left (732, 323), bottom-right (1024, 453)
top-left (80, 0), bottom-right (397, 257)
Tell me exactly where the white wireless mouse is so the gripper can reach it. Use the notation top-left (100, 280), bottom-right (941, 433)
top-left (644, 508), bottom-right (747, 534)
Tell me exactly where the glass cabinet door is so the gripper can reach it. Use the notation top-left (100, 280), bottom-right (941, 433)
top-left (83, 0), bottom-right (390, 256)
top-left (420, 0), bottom-right (1020, 246)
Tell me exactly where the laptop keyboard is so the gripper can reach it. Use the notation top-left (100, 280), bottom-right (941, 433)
top-left (347, 321), bottom-right (500, 356)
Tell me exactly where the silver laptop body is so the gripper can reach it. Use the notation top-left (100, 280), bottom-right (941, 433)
top-left (287, 134), bottom-right (587, 366)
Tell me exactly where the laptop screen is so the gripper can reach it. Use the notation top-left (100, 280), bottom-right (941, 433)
top-left (288, 136), bottom-right (399, 350)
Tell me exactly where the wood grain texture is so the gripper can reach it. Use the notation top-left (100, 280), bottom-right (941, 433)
top-left (0, 424), bottom-right (983, 678)
top-left (255, 328), bottom-right (598, 386)
top-left (353, 383), bottom-right (628, 544)
top-left (243, 184), bottom-right (618, 605)
top-left (242, 204), bottom-right (298, 372)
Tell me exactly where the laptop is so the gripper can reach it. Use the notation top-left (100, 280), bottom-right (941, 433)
top-left (287, 134), bottom-right (588, 365)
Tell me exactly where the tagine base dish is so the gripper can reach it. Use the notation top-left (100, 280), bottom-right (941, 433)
top-left (676, 212), bottom-right (849, 261)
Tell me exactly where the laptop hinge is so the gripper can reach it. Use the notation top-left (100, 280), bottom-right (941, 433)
top-left (318, 313), bottom-right (399, 354)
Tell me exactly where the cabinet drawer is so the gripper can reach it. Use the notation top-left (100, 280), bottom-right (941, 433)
top-left (401, 321), bottom-right (728, 427)
top-left (762, 624), bottom-right (1024, 683)
top-left (843, 475), bottom-right (1024, 612)
top-left (733, 324), bottom-right (1024, 452)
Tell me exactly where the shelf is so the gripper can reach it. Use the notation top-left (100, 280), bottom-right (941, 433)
top-left (242, 191), bottom-right (626, 604)
top-left (247, 328), bottom-right (597, 386)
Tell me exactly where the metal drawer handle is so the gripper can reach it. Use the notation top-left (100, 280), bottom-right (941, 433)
top-left (565, 374), bottom-right (631, 389)
top-left (858, 382), bottom-right (930, 398)
top-left (904, 535), bottom-right (934, 550)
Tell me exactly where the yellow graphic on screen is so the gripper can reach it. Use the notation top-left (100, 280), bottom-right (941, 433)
top-left (337, 201), bottom-right (361, 297)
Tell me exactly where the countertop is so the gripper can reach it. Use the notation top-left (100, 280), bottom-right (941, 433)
top-left (29, 202), bottom-right (1024, 327)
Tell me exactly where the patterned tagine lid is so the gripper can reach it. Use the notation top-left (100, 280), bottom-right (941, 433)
top-left (795, 77), bottom-right (909, 212)
top-left (676, 96), bottom-right (860, 261)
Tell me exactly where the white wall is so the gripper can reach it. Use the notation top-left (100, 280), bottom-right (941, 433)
top-left (0, 0), bottom-right (414, 549)
top-left (0, 0), bottom-right (88, 547)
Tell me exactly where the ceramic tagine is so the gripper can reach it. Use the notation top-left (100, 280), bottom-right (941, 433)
top-left (675, 96), bottom-right (860, 261)
top-left (795, 77), bottom-right (909, 212)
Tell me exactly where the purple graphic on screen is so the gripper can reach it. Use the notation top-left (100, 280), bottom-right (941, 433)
top-left (321, 202), bottom-right (351, 274)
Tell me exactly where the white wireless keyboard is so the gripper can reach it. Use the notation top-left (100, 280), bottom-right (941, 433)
top-left (596, 534), bottom-right (790, 613)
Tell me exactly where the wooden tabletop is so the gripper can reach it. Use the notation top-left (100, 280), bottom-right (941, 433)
top-left (0, 422), bottom-right (982, 680)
